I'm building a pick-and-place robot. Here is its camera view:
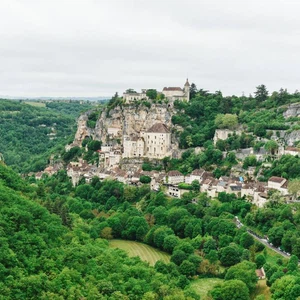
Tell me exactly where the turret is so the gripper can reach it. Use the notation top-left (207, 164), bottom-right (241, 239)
top-left (184, 78), bottom-right (190, 102)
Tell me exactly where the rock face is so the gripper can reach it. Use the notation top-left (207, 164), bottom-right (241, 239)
top-left (73, 113), bottom-right (95, 144)
top-left (73, 103), bottom-right (178, 150)
top-left (283, 103), bottom-right (300, 118)
top-left (284, 130), bottom-right (300, 146)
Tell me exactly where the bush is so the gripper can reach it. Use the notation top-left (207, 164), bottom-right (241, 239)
top-left (140, 175), bottom-right (151, 184)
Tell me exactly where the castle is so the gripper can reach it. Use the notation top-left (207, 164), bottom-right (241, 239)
top-left (122, 79), bottom-right (190, 103)
top-left (123, 123), bottom-right (172, 158)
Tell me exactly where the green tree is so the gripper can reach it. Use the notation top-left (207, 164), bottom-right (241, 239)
top-left (219, 246), bottom-right (241, 267)
top-left (210, 280), bottom-right (250, 300)
top-left (140, 175), bottom-right (151, 184)
top-left (163, 235), bottom-right (179, 253)
top-left (225, 261), bottom-right (257, 292)
top-left (264, 140), bottom-right (279, 155)
top-left (255, 84), bottom-right (268, 103)
top-left (179, 260), bottom-right (196, 277)
top-left (146, 89), bottom-right (158, 100)
top-left (288, 179), bottom-right (300, 200)
top-left (255, 254), bottom-right (266, 268)
top-left (271, 275), bottom-right (300, 300)
top-left (215, 114), bottom-right (238, 129)
top-left (240, 232), bottom-right (255, 249)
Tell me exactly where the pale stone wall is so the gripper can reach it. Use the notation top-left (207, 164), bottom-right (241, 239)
top-left (268, 179), bottom-right (286, 190)
top-left (123, 136), bottom-right (134, 158)
top-left (123, 130), bottom-right (171, 159)
top-left (168, 175), bottom-right (185, 184)
top-left (162, 90), bottom-right (185, 98)
top-left (213, 129), bottom-right (242, 145)
top-left (145, 132), bottom-right (171, 158)
top-left (123, 92), bottom-right (148, 103)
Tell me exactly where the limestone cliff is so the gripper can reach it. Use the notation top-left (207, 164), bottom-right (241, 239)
top-left (73, 103), bottom-right (179, 152)
top-left (283, 103), bottom-right (300, 118)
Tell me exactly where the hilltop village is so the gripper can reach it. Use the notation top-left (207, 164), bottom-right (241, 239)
top-left (34, 82), bottom-right (300, 208)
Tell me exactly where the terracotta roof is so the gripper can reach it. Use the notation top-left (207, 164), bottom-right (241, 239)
top-left (256, 269), bottom-right (265, 277)
top-left (202, 178), bottom-right (212, 185)
top-left (191, 169), bottom-right (205, 176)
top-left (168, 170), bottom-right (183, 177)
top-left (268, 176), bottom-right (286, 183)
top-left (147, 123), bottom-right (170, 133)
top-left (163, 87), bottom-right (183, 91)
top-left (286, 147), bottom-right (300, 152)
top-left (202, 172), bottom-right (213, 179)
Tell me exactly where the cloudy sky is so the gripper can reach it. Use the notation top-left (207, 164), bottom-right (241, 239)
top-left (1, 0), bottom-right (300, 97)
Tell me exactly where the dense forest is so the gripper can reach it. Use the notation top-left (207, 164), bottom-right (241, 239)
top-left (0, 100), bottom-right (94, 173)
top-left (0, 163), bottom-right (200, 299)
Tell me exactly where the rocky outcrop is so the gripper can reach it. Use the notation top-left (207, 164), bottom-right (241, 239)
top-left (283, 103), bottom-right (300, 118)
top-left (73, 103), bottom-right (179, 148)
top-left (284, 130), bottom-right (300, 146)
top-left (73, 113), bottom-right (95, 144)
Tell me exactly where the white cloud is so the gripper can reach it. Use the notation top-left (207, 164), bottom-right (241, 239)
top-left (0, 0), bottom-right (300, 97)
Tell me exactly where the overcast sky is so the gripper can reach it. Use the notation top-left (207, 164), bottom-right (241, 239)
top-left (1, 0), bottom-right (300, 97)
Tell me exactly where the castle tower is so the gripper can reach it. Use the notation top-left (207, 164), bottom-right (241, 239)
top-left (184, 78), bottom-right (190, 102)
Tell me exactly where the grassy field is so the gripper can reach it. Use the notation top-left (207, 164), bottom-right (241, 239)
top-left (24, 101), bottom-right (46, 107)
top-left (109, 239), bottom-right (170, 266)
top-left (251, 279), bottom-right (271, 300)
top-left (190, 278), bottom-right (224, 299)
top-left (258, 247), bottom-right (288, 265)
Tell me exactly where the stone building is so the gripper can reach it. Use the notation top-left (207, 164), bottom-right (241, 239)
top-left (162, 79), bottom-right (190, 102)
top-left (123, 79), bottom-right (190, 103)
top-left (123, 89), bottom-right (148, 103)
top-left (122, 123), bottom-right (172, 159)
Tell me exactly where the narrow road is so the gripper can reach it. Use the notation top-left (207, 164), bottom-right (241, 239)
top-left (235, 216), bottom-right (291, 259)
top-left (247, 231), bottom-right (290, 258)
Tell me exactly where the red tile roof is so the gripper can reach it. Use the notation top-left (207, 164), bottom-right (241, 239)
top-left (163, 87), bottom-right (183, 91)
top-left (168, 170), bottom-right (183, 177)
top-left (268, 176), bottom-right (286, 183)
top-left (147, 123), bottom-right (170, 133)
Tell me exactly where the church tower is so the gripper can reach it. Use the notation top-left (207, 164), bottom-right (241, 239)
top-left (184, 78), bottom-right (190, 102)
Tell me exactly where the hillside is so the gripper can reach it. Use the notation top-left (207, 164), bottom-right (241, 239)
top-left (0, 100), bottom-right (94, 173)
top-left (0, 163), bottom-right (195, 299)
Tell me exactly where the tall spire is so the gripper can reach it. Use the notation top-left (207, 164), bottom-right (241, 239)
top-left (184, 78), bottom-right (190, 87)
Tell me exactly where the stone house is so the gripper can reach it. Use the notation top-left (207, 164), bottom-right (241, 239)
top-left (123, 123), bottom-right (171, 159)
top-left (268, 176), bottom-right (287, 190)
top-left (284, 147), bottom-right (300, 156)
top-left (123, 89), bottom-right (148, 103)
top-left (168, 185), bottom-right (189, 198)
top-left (123, 79), bottom-right (190, 103)
top-left (185, 168), bottom-right (206, 184)
top-left (162, 79), bottom-right (190, 102)
top-left (165, 170), bottom-right (184, 184)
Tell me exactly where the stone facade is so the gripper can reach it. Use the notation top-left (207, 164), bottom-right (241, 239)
top-left (123, 123), bottom-right (171, 159)
top-left (162, 79), bottom-right (190, 102)
top-left (123, 89), bottom-right (148, 103)
top-left (213, 129), bottom-right (242, 145)
top-left (123, 79), bottom-right (190, 103)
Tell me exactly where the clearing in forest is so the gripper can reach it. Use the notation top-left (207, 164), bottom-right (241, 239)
top-left (109, 239), bottom-right (170, 266)
top-left (190, 278), bottom-right (224, 299)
